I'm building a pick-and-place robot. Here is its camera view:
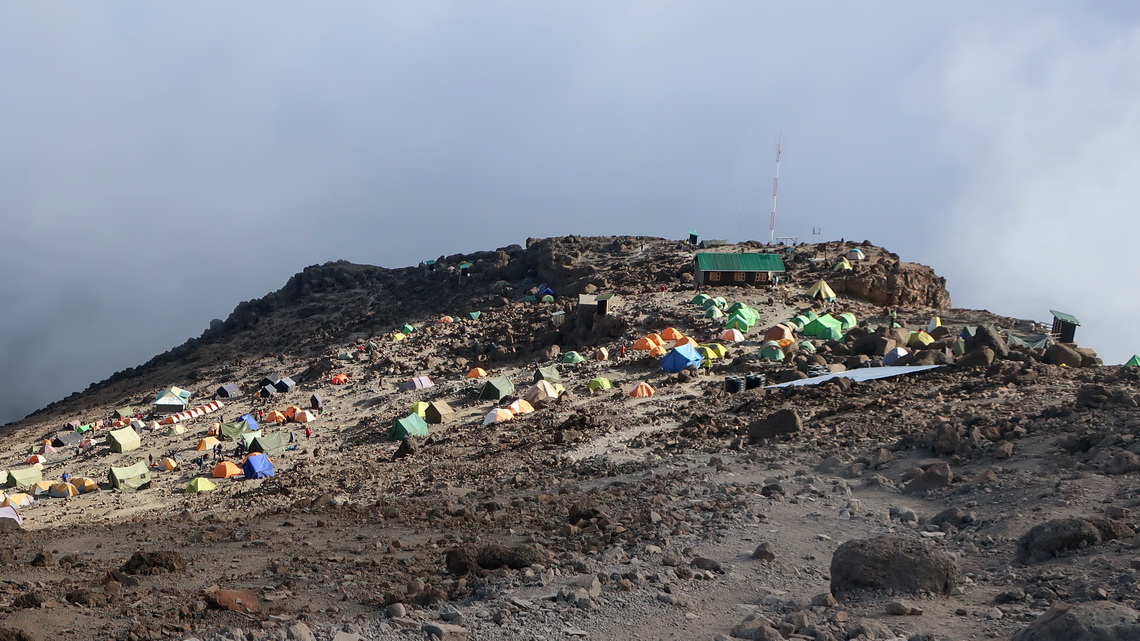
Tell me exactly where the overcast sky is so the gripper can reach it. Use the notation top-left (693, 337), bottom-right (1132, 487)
top-left (2, 1), bottom-right (1138, 424)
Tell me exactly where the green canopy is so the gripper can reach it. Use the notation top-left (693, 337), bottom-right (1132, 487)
top-left (336, 352), bottom-right (356, 361)
top-left (802, 315), bottom-right (843, 341)
top-left (240, 431), bottom-right (259, 448)
top-left (3, 466), bottom-right (42, 488)
top-left (1127, 355), bottom-right (1140, 367)
top-left (390, 414), bottom-right (430, 441)
top-left (522, 295), bottom-right (537, 303)
top-left (400, 323), bottom-right (417, 334)
top-left (218, 422), bottom-right (253, 441)
top-left (704, 307), bottom-right (725, 319)
top-left (185, 477), bottom-right (217, 494)
top-left (725, 316), bottom-right (753, 332)
top-left (760, 343), bottom-right (785, 362)
top-left (836, 312), bottom-right (858, 331)
top-left (541, 295), bottom-right (555, 303)
top-left (803, 310), bottom-right (819, 321)
top-left (468, 311), bottom-right (482, 320)
top-left (107, 427), bottom-right (141, 453)
top-left (534, 365), bottom-right (562, 384)
top-left (691, 294), bottom-right (710, 306)
top-left (798, 341), bottom-right (817, 353)
top-left (788, 315), bottom-right (810, 329)
top-left (587, 377), bottom-right (613, 391)
top-left (249, 432), bottom-right (288, 456)
top-left (109, 461), bottom-right (151, 490)
top-left (711, 296), bottom-right (727, 308)
top-left (479, 376), bottom-right (516, 400)
top-left (76, 424), bottom-right (94, 434)
top-left (561, 351), bottom-right (584, 364)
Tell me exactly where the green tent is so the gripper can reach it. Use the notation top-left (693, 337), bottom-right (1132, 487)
top-left (561, 351), bottom-right (584, 364)
top-left (522, 295), bottom-right (537, 303)
top-left (788, 315), bottom-right (810, 329)
top-left (185, 477), bottom-right (217, 494)
top-left (468, 311), bottom-right (482, 321)
top-left (534, 365), bottom-right (562, 384)
top-left (726, 302), bottom-right (750, 315)
top-left (249, 432), bottom-right (288, 456)
top-left (411, 401), bottom-right (430, 417)
top-left (541, 294), bottom-right (555, 303)
top-left (3, 467), bottom-right (42, 488)
top-left (479, 376), bottom-right (516, 400)
top-left (107, 427), bottom-right (141, 453)
top-left (218, 422), bottom-right (253, 441)
top-left (587, 377), bottom-right (613, 391)
top-left (1127, 355), bottom-right (1140, 367)
top-left (400, 323), bottom-right (417, 334)
top-left (390, 413), bottom-right (430, 440)
top-left (760, 342), bottom-right (785, 362)
top-left (704, 307), bottom-right (725, 319)
top-left (336, 352), bottom-right (356, 361)
top-left (76, 424), bottom-right (94, 434)
top-left (798, 341), bottom-right (817, 353)
top-left (109, 461), bottom-right (151, 490)
top-left (240, 431), bottom-right (259, 449)
top-left (724, 316), bottom-right (753, 332)
top-left (691, 294), bottom-right (710, 306)
top-left (836, 312), bottom-right (858, 331)
top-left (113, 407), bottom-right (134, 419)
top-left (710, 296), bottom-right (727, 308)
top-left (802, 315), bottom-right (843, 341)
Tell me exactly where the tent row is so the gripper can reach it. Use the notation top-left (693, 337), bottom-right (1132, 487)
top-left (160, 400), bottom-right (225, 425)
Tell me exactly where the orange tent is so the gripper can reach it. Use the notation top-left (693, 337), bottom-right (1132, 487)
top-left (265, 411), bottom-right (287, 423)
top-left (212, 461), bottom-right (242, 478)
top-left (673, 336), bottom-right (698, 348)
top-left (648, 345), bottom-right (668, 357)
top-left (764, 324), bottom-right (795, 342)
top-left (283, 406), bottom-right (301, 421)
top-left (159, 458), bottom-right (178, 471)
top-left (630, 382), bottom-right (656, 398)
top-left (483, 409), bottom-right (514, 425)
top-left (719, 329), bottom-right (745, 342)
top-left (633, 337), bottom-right (656, 351)
top-left (646, 333), bottom-right (665, 346)
top-left (331, 374), bottom-right (350, 385)
top-left (507, 399), bottom-right (534, 415)
top-left (660, 327), bottom-right (684, 341)
top-left (25, 455), bottom-right (46, 465)
top-left (466, 367), bottom-right (488, 378)
top-left (439, 316), bottom-right (454, 323)
top-left (196, 437), bottom-right (221, 451)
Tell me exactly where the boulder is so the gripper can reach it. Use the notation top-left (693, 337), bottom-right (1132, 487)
top-left (1105, 451), bottom-right (1140, 475)
top-left (1043, 344), bottom-right (1083, 368)
top-left (748, 409), bottom-right (802, 442)
top-left (1010, 601), bottom-right (1140, 641)
top-left (957, 347), bottom-right (994, 369)
top-left (905, 462), bottom-right (953, 493)
top-left (971, 325), bottom-right (1009, 358)
top-left (1015, 518), bottom-right (1101, 564)
top-left (830, 535), bottom-right (959, 597)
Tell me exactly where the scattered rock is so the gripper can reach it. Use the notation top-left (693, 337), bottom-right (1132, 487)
top-left (885, 600), bottom-right (923, 616)
top-left (119, 550), bottom-right (188, 575)
top-left (422, 622), bottom-right (468, 641)
top-left (752, 543), bottom-right (776, 561)
top-left (830, 535), bottom-right (959, 597)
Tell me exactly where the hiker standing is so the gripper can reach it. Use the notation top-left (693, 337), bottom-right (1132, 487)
top-left (289, 432), bottom-right (295, 443)
top-left (304, 427), bottom-right (312, 439)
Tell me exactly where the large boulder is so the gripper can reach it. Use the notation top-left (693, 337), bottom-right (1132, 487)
top-left (748, 409), bottom-right (802, 442)
top-left (1011, 601), bottom-right (1140, 641)
top-left (905, 462), bottom-right (953, 493)
top-left (1044, 344), bottom-right (1083, 368)
top-left (956, 347), bottom-right (994, 369)
top-left (1015, 518), bottom-right (1102, 564)
top-left (830, 535), bottom-right (959, 598)
top-left (970, 325), bottom-right (1009, 358)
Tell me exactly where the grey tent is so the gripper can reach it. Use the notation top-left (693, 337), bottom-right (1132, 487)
top-left (274, 377), bottom-right (296, 393)
top-left (259, 385), bottom-right (277, 398)
top-left (310, 393), bottom-right (323, 410)
top-left (258, 376), bottom-right (280, 388)
top-left (3, 467), bottom-right (42, 488)
top-left (425, 401), bottom-right (455, 424)
top-left (108, 427), bottom-right (141, 453)
top-left (52, 432), bottom-right (83, 448)
top-left (215, 383), bottom-right (241, 399)
top-left (478, 376), bottom-right (516, 401)
top-left (249, 432), bottom-right (288, 456)
top-left (109, 461), bottom-right (151, 490)
top-left (533, 365), bottom-right (562, 384)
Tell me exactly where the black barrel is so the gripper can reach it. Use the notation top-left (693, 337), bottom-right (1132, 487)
top-left (745, 374), bottom-right (766, 389)
top-left (724, 377), bottom-right (744, 394)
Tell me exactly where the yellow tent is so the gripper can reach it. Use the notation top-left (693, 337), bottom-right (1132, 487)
top-left (466, 367), bottom-right (488, 378)
top-left (660, 327), bottom-right (684, 341)
top-left (392, 332), bottom-right (406, 342)
top-left (908, 331), bottom-right (935, 348)
top-left (805, 279), bottom-right (837, 301)
top-left (630, 382), bottom-right (656, 398)
top-left (197, 437), bottom-right (221, 451)
top-left (2, 493), bottom-right (32, 508)
top-left (704, 343), bottom-right (728, 358)
top-left (185, 477), bottom-right (217, 494)
top-left (507, 399), bottom-right (535, 415)
top-left (159, 458), bottom-right (178, 471)
top-left (49, 482), bottom-right (78, 498)
top-left (166, 424), bottom-right (186, 436)
top-left (411, 401), bottom-right (430, 418)
top-left (31, 481), bottom-right (54, 496)
top-left (482, 409), bottom-right (514, 425)
top-left (73, 477), bottom-right (99, 494)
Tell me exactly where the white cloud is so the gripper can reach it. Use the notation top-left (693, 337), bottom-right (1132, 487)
top-left (935, 13), bottom-right (1140, 363)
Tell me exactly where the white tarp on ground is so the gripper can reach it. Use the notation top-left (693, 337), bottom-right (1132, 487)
top-left (765, 365), bottom-right (942, 389)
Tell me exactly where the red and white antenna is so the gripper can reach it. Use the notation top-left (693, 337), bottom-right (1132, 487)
top-left (769, 133), bottom-right (782, 244)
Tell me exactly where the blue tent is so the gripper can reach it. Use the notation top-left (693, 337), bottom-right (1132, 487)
top-left (240, 414), bottom-right (260, 431)
top-left (662, 344), bottom-right (705, 372)
top-left (242, 454), bottom-right (275, 479)
top-left (538, 285), bottom-right (556, 298)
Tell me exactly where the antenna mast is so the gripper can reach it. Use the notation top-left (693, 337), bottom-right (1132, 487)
top-left (769, 133), bottom-right (782, 244)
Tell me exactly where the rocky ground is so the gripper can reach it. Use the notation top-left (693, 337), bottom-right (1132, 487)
top-left (0, 236), bottom-right (1136, 641)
